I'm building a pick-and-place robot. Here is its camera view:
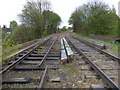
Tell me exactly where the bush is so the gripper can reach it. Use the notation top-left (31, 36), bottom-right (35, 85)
top-left (12, 25), bottom-right (36, 44)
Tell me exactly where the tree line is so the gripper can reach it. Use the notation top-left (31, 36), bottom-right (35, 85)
top-left (2, 0), bottom-right (61, 46)
top-left (69, 1), bottom-right (119, 37)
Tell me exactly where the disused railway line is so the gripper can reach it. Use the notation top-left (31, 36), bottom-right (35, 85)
top-left (66, 35), bottom-right (119, 89)
top-left (1, 36), bottom-right (52, 71)
top-left (1, 33), bottom-right (120, 89)
top-left (1, 36), bottom-right (61, 89)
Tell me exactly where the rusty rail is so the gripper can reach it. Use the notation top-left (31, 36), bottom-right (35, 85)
top-left (38, 40), bottom-right (56, 67)
top-left (3, 36), bottom-right (52, 61)
top-left (66, 36), bottom-right (119, 90)
top-left (0, 37), bottom-right (52, 74)
top-left (72, 36), bottom-right (120, 63)
top-left (38, 66), bottom-right (49, 89)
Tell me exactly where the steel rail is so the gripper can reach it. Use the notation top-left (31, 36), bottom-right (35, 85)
top-left (3, 36), bottom-right (52, 62)
top-left (72, 36), bottom-right (120, 63)
top-left (66, 36), bottom-right (119, 90)
top-left (38, 40), bottom-right (56, 67)
top-left (71, 35), bottom-right (104, 49)
top-left (38, 37), bottom-right (58, 88)
top-left (4, 41), bottom-right (42, 61)
top-left (0, 37), bottom-right (51, 74)
top-left (38, 65), bottom-right (49, 89)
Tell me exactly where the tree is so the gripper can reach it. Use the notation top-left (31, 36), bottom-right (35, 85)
top-left (69, 1), bottom-right (118, 36)
top-left (43, 10), bottom-right (61, 34)
top-left (37, 0), bottom-right (51, 13)
top-left (19, 0), bottom-right (61, 38)
top-left (19, 1), bottom-right (44, 38)
top-left (69, 5), bottom-right (89, 34)
top-left (10, 20), bottom-right (18, 29)
top-left (118, 17), bottom-right (120, 38)
top-left (12, 25), bottom-right (35, 43)
top-left (0, 26), bottom-right (2, 40)
top-left (88, 1), bottom-right (118, 35)
top-left (2, 25), bottom-right (7, 32)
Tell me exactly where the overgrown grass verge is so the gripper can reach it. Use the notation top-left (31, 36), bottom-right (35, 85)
top-left (1, 44), bottom-right (21, 65)
top-left (2, 44), bottom-right (21, 59)
top-left (0, 46), bottom-right (2, 60)
top-left (1, 39), bottom-right (40, 65)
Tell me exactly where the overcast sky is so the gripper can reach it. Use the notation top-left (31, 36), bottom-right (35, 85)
top-left (0, 0), bottom-right (119, 28)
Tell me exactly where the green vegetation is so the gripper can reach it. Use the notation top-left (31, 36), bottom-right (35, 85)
top-left (2, 44), bottom-right (20, 60)
top-left (19, 0), bottom-right (61, 39)
top-left (2, 34), bottom-right (20, 60)
top-left (69, 1), bottom-right (119, 36)
top-left (10, 20), bottom-right (18, 29)
top-left (0, 26), bottom-right (2, 61)
top-left (14, 0), bottom-right (61, 43)
top-left (43, 10), bottom-right (61, 35)
top-left (2, 0), bottom-right (62, 60)
top-left (69, 0), bottom-right (120, 56)
top-left (35, 46), bottom-right (46, 55)
top-left (74, 33), bottom-right (119, 56)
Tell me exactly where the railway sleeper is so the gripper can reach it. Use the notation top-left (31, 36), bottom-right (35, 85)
top-left (88, 57), bottom-right (110, 60)
top-left (18, 60), bottom-right (59, 65)
top-left (31, 54), bottom-right (60, 57)
top-left (19, 54), bottom-right (60, 57)
top-left (16, 57), bottom-right (59, 60)
top-left (81, 66), bottom-right (119, 70)
top-left (79, 59), bottom-right (117, 64)
top-left (13, 67), bottom-right (45, 70)
top-left (48, 65), bottom-right (59, 70)
top-left (85, 73), bottom-right (118, 79)
top-left (20, 61), bottom-right (41, 64)
top-left (94, 61), bottom-right (118, 64)
top-left (13, 65), bottom-right (59, 70)
top-left (45, 60), bottom-right (59, 65)
top-left (9, 58), bottom-right (59, 65)
top-left (2, 77), bottom-right (37, 84)
top-left (8, 61), bottom-right (40, 65)
top-left (79, 49), bottom-right (90, 52)
top-left (84, 52), bottom-right (102, 54)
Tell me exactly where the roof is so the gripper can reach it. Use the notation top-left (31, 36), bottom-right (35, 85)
top-left (5, 28), bottom-right (13, 32)
top-left (2, 28), bottom-right (13, 33)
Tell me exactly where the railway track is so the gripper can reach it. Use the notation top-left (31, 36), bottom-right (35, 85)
top-left (1, 36), bottom-right (52, 71)
top-left (1, 33), bottom-right (119, 89)
top-left (66, 35), bottom-right (119, 89)
top-left (1, 36), bottom-right (61, 89)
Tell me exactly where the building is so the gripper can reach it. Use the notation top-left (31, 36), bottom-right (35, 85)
top-left (4, 28), bottom-right (13, 34)
top-left (2, 25), bottom-right (13, 34)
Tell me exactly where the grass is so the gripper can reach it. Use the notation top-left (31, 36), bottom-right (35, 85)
top-left (0, 38), bottom-right (1, 57)
top-left (1, 38), bottom-right (40, 61)
top-left (0, 44), bottom-right (21, 65)
top-left (2, 44), bottom-right (21, 60)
